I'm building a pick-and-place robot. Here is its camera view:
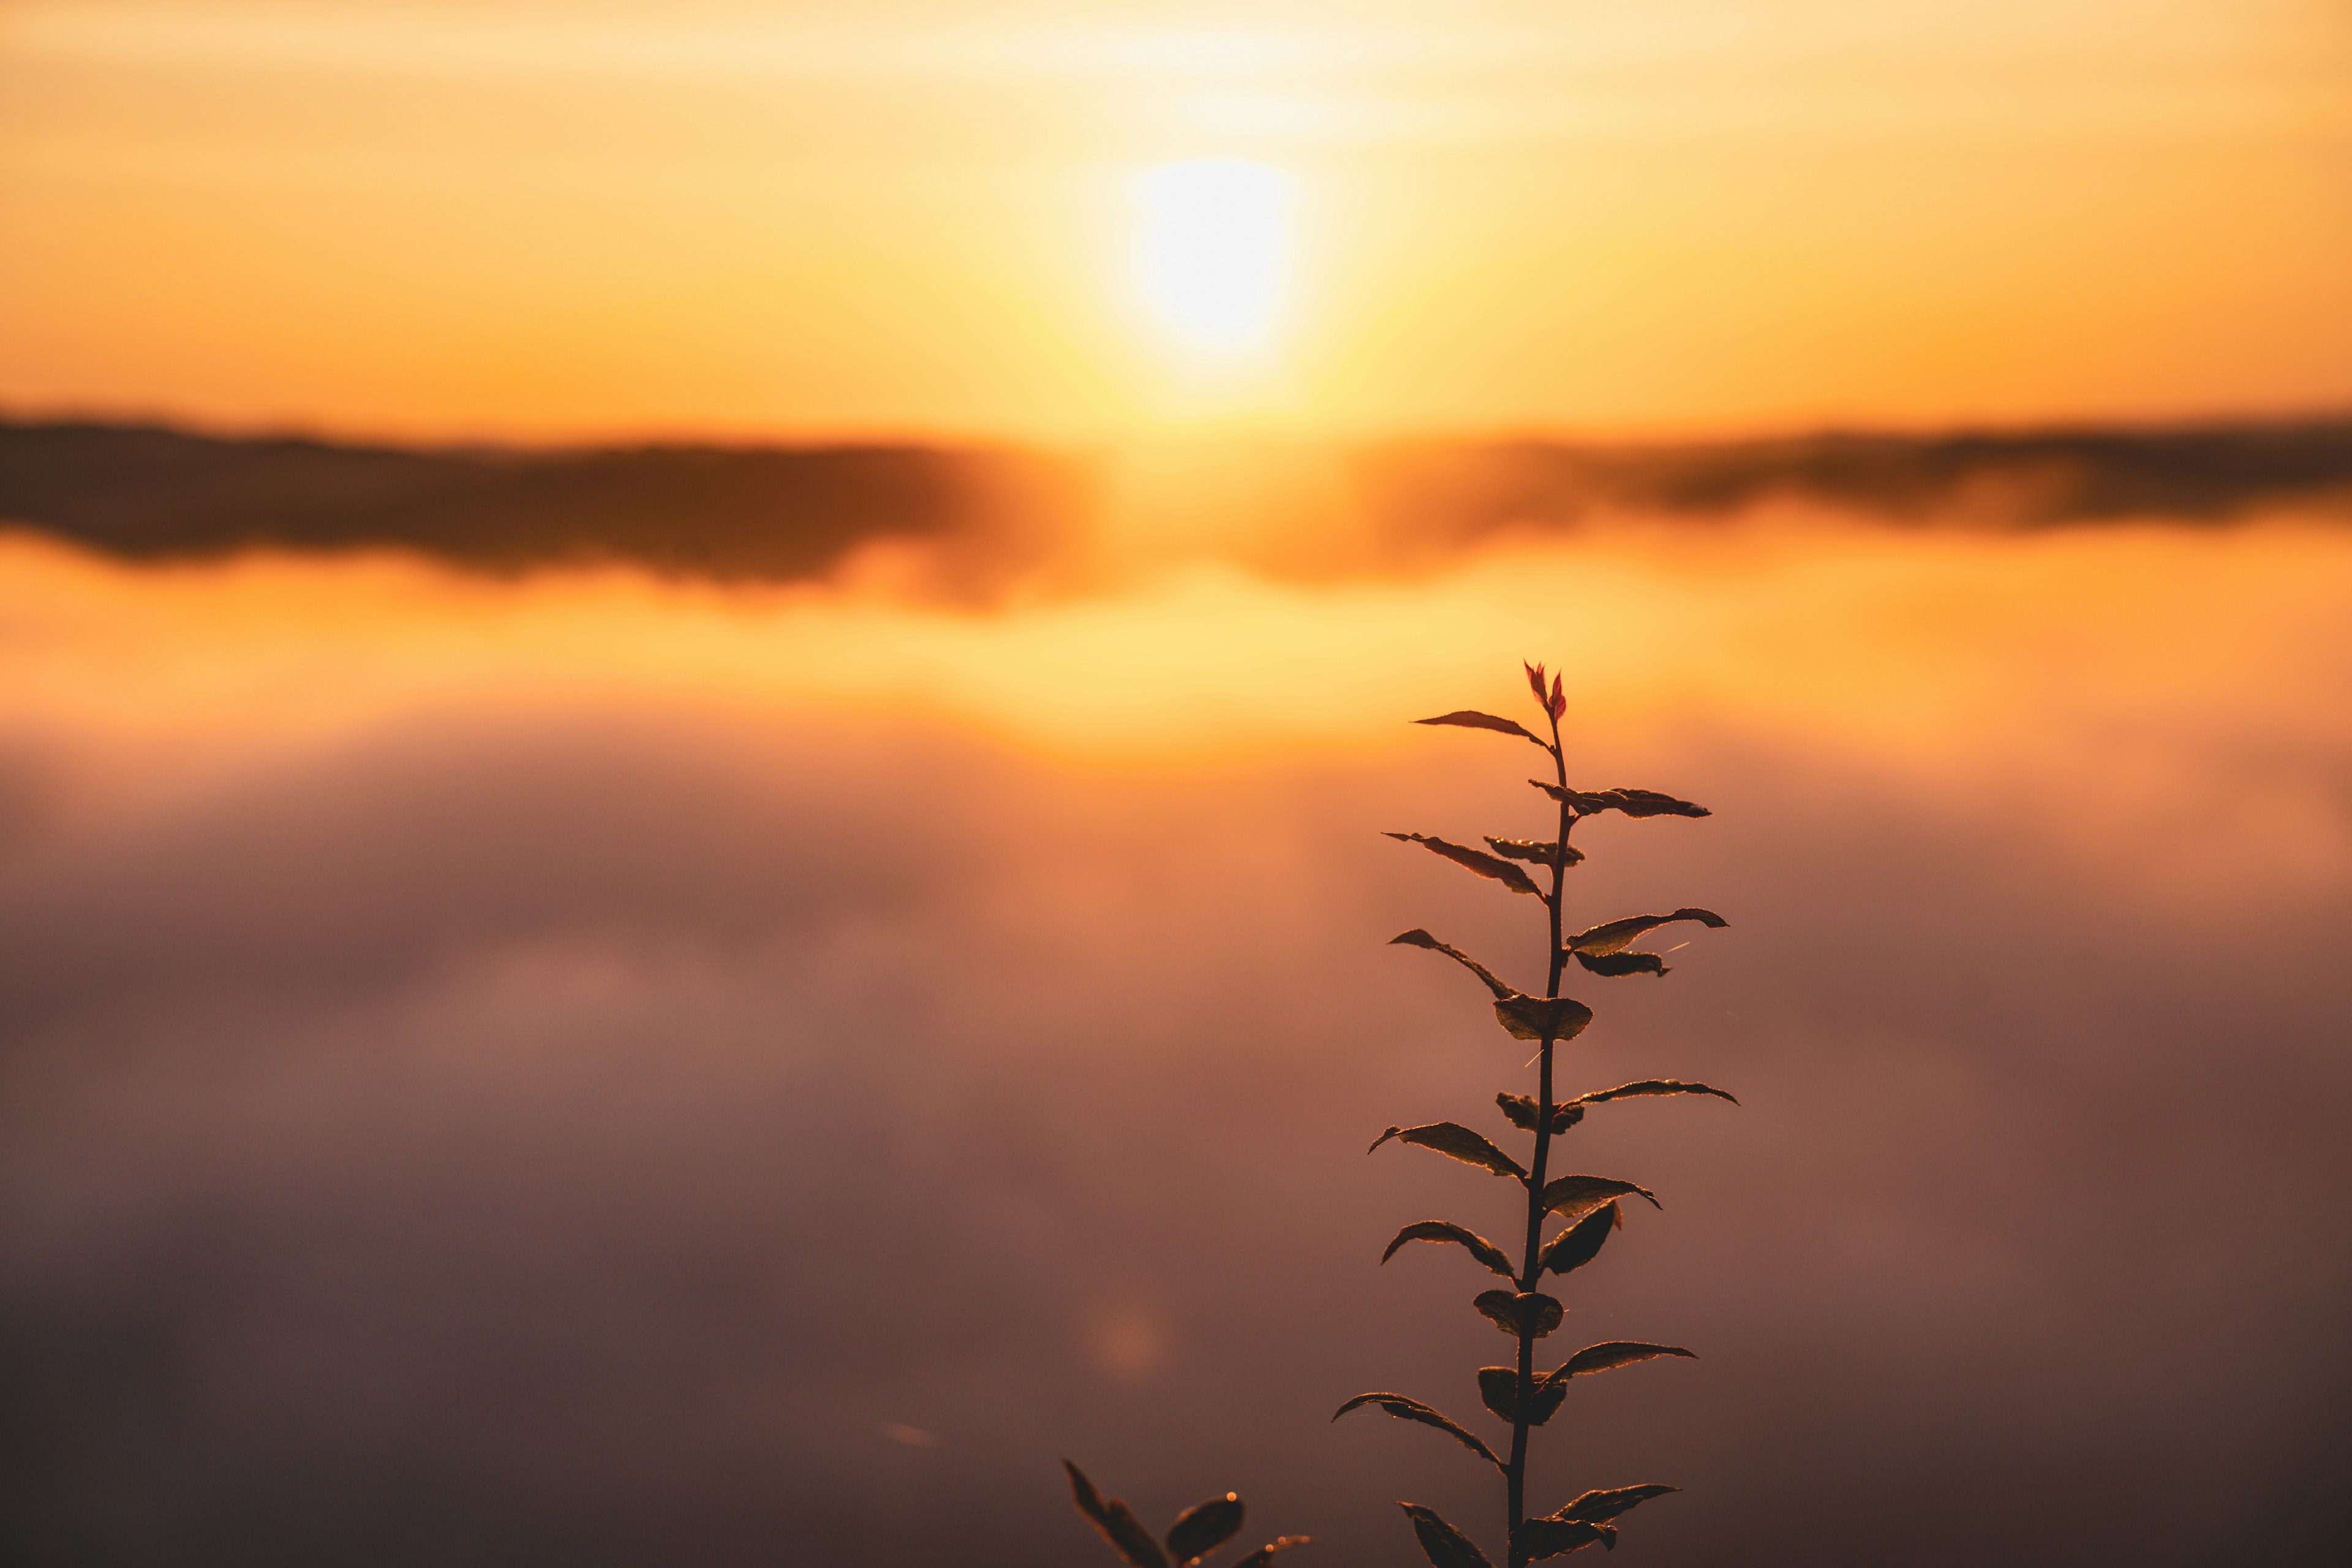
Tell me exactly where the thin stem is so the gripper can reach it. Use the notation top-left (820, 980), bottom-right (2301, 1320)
top-left (1505, 713), bottom-right (1574, 1567)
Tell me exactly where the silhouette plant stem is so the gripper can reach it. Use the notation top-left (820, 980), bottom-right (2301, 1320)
top-left (1349, 666), bottom-right (1727, 1567)
top-left (1504, 708), bottom-right (1573, 1566)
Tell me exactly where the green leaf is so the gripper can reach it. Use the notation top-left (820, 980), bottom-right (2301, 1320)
top-left (1511, 1518), bottom-right (1615, 1560)
top-left (1230, 1538), bottom-right (1312, 1568)
top-left (1573, 950), bottom-right (1668, 978)
top-left (1566, 908), bottom-right (1728, 956)
top-left (1167, 1495), bottom-right (1245, 1566)
top-left (1415, 711), bottom-right (1550, 749)
top-left (1537, 1174), bottom-right (1659, 1226)
top-left (1536, 1204), bottom-right (1619, 1277)
top-left (1493, 993), bottom-right (1594, 1042)
top-left (1382, 1221), bottom-right (1517, 1280)
top-left (1483, 837), bottom-right (1585, 869)
top-left (1567, 1080), bottom-right (1740, 1109)
top-left (1369, 1123), bottom-right (1528, 1183)
top-left (1398, 1504), bottom-right (1496, 1568)
top-left (1385, 834), bottom-right (1544, 897)
top-left (1472, 1290), bottom-right (1563, 1338)
top-left (1497, 1093), bottom-right (1581, 1135)
top-left (1065, 1461), bottom-right (1174, 1568)
top-left (1540, 1342), bottom-right (1698, 1390)
top-left (1389, 930), bottom-right (1513, 998)
top-left (1476, 1366), bottom-right (1567, 1427)
top-left (1553, 1485), bottom-right (1679, 1525)
top-left (1528, 783), bottom-right (1710, 818)
top-left (1332, 1393), bottom-right (1505, 1471)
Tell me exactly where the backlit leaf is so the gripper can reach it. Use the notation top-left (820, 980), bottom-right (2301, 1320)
top-left (1483, 837), bottom-right (1585, 869)
top-left (1382, 1221), bottom-right (1517, 1280)
top-left (1332, 1393), bottom-right (1505, 1471)
top-left (1540, 1342), bottom-right (1697, 1389)
top-left (1493, 994), bottom-right (1594, 1042)
top-left (1536, 1204), bottom-right (1619, 1277)
top-left (1472, 1290), bottom-right (1563, 1338)
top-left (1390, 929), bottom-right (1513, 998)
top-left (1415, 711), bottom-right (1549, 749)
top-left (1230, 1538), bottom-right (1313, 1568)
top-left (1476, 1366), bottom-right (1567, 1427)
top-left (1537, 1175), bottom-right (1659, 1226)
top-left (1065, 1461), bottom-right (1173, 1568)
top-left (1554, 1485), bottom-right (1679, 1525)
top-left (1369, 1123), bottom-right (1528, 1183)
top-left (1527, 783), bottom-right (1710, 818)
top-left (1398, 1504), bottom-right (1496, 1568)
top-left (1511, 1518), bottom-right (1615, 1560)
top-left (1567, 909), bottom-right (1728, 956)
top-left (1528, 782), bottom-right (1615, 812)
top-left (1167, 1495), bottom-right (1245, 1566)
top-left (1573, 951), bottom-right (1668, 978)
top-left (1567, 1080), bottom-right (1739, 1109)
top-left (1497, 1093), bottom-right (1581, 1135)
top-left (1598, 788), bottom-right (1710, 818)
top-left (1385, 834), bottom-right (1544, 898)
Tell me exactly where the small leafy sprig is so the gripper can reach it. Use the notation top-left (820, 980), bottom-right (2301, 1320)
top-left (1064, 1461), bottom-right (1313, 1568)
top-left (1339, 662), bottom-right (1735, 1566)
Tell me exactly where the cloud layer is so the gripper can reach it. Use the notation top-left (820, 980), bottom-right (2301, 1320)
top-left (2, 524), bottom-right (2348, 1566)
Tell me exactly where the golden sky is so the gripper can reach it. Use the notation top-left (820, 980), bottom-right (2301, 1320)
top-left (2, 0), bottom-right (2349, 440)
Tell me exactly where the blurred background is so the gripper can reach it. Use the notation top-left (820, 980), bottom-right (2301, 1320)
top-left (2, 4), bottom-right (2349, 1566)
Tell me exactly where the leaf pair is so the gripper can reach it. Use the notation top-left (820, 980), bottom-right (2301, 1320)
top-left (1493, 993), bottom-right (1595, 1044)
top-left (1332, 1393), bottom-right (1503, 1471)
top-left (1476, 1366), bottom-right (1567, 1427)
top-left (1512, 1517), bottom-right (1615, 1559)
top-left (1498, 1092), bottom-right (1583, 1134)
top-left (1523, 660), bottom-right (1567, 722)
top-left (1382, 1204), bottom-right (1616, 1285)
top-left (1566, 908), bottom-right (1728, 978)
top-left (1472, 1290), bottom-right (1563, 1338)
top-left (1509, 1485), bottom-right (1683, 1561)
top-left (1065, 1462), bottom-right (1310, 1568)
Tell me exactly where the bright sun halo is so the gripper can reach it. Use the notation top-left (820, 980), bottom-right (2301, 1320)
top-left (1131, 160), bottom-right (1296, 355)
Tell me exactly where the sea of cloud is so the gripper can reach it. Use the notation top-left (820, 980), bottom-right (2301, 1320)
top-left (1, 516), bottom-right (2347, 1566)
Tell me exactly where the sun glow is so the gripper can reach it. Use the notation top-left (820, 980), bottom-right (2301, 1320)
top-left (1130, 160), bottom-right (1297, 355)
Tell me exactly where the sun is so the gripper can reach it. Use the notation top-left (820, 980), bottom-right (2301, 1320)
top-left (1129, 160), bottom-right (1297, 355)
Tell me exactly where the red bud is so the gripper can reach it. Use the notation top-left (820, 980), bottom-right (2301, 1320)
top-left (1525, 661), bottom-right (1549, 705)
top-left (1550, 673), bottom-right (1566, 720)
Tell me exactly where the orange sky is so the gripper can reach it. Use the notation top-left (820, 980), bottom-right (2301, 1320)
top-left (2, 0), bottom-right (2349, 442)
